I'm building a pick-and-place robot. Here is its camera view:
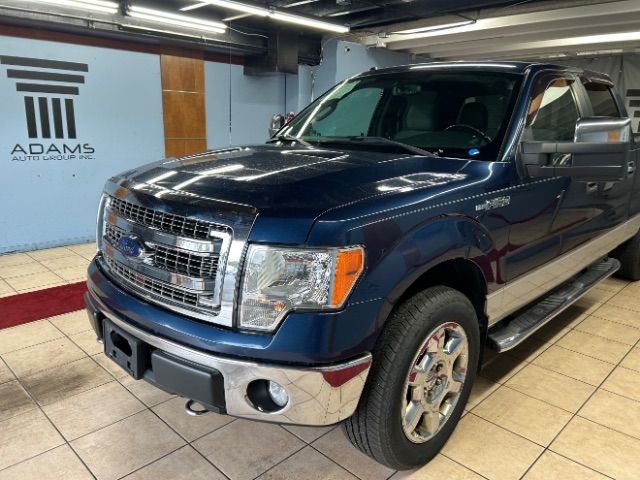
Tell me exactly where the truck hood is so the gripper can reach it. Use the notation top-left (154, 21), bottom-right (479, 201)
top-left (120, 144), bottom-right (473, 242)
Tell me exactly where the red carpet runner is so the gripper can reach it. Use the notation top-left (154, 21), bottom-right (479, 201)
top-left (0, 282), bottom-right (87, 329)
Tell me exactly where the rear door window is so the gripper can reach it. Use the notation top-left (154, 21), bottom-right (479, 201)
top-left (584, 82), bottom-right (619, 116)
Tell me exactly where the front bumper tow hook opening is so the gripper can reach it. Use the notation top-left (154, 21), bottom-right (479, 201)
top-left (185, 399), bottom-right (209, 417)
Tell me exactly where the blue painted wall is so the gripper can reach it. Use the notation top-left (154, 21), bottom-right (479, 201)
top-left (0, 35), bottom-right (164, 253)
top-left (309, 39), bottom-right (420, 99)
top-left (0, 35), bottom-right (422, 253)
top-left (205, 62), bottom-right (287, 148)
top-left (204, 39), bottom-right (418, 150)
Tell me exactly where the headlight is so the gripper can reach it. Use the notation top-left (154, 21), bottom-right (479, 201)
top-left (239, 245), bottom-right (365, 331)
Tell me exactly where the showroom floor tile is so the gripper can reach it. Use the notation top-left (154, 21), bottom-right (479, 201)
top-left (0, 243), bottom-right (94, 296)
top-left (1, 244), bottom-right (640, 479)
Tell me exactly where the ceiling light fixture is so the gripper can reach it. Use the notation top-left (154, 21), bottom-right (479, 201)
top-left (284, 0), bottom-right (320, 6)
top-left (270, 10), bottom-right (349, 33)
top-left (199, 0), bottom-right (269, 17)
top-left (199, 0), bottom-right (349, 32)
top-left (21, 0), bottom-right (118, 14)
top-left (577, 48), bottom-right (623, 56)
top-left (393, 19), bottom-right (476, 35)
top-left (123, 23), bottom-right (220, 39)
top-left (179, 2), bottom-right (208, 11)
top-left (128, 5), bottom-right (226, 33)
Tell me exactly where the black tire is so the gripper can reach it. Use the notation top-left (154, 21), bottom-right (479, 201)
top-left (613, 230), bottom-right (640, 281)
top-left (344, 286), bottom-right (480, 470)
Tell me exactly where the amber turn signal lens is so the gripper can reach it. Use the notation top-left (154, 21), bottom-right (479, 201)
top-left (331, 247), bottom-right (365, 306)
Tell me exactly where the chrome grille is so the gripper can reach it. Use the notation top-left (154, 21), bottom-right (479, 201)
top-left (104, 223), bottom-right (219, 279)
top-left (105, 223), bottom-right (125, 244)
top-left (108, 196), bottom-right (228, 240)
top-left (105, 256), bottom-right (203, 309)
top-left (154, 245), bottom-right (219, 278)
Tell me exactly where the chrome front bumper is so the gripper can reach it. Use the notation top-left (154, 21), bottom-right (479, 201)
top-left (86, 293), bottom-right (372, 426)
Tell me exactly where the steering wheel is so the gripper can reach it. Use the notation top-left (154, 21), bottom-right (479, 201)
top-left (444, 124), bottom-right (492, 144)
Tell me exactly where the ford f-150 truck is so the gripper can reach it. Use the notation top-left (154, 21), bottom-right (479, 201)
top-left (85, 61), bottom-right (639, 469)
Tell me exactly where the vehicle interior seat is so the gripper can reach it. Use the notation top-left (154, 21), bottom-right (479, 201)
top-left (457, 101), bottom-right (489, 132)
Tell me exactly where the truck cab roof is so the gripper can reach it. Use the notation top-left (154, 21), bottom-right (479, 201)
top-left (358, 60), bottom-right (613, 84)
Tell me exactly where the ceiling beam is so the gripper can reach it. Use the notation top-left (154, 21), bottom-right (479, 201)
top-left (409, 18), bottom-right (640, 56)
top-left (435, 35), bottom-right (640, 60)
top-left (361, 0), bottom-right (640, 51)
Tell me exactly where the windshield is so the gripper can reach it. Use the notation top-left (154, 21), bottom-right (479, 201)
top-left (279, 70), bottom-right (523, 161)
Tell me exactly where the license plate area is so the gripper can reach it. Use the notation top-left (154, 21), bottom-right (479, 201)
top-left (104, 320), bottom-right (147, 379)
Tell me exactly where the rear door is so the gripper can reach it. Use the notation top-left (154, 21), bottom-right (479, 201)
top-left (574, 78), bottom-right (635, 237)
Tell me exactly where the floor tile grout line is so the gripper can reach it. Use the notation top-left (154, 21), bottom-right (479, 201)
top-left (90, 353), bottom-right (237, 479)
top-left (190, 446), bottom-right (233, 480)
top-left (471, 382), bottom-right (579, 417)
top-left (574, 411), bottom-right (640, 443)
top-left (0, 352), bottom-right (99, 480)
top-left (439, 452), bottom-right (492, 480)
top-left (1, 345), bottom-right (91, 380)
top-left (573, 322), bottom-right (640, 346)
top-left (464, 411), bottom-right (553, 450)
top-left (517, 318), bottom-right (640, 480)
top-left (306, 443), bottom-right (376, 480)
top-left (1, 250), bottom-right (88, 291)
top-left (1, 286), bottom-right (635, 478)
top-left (472, 295), bottom-right (635, 479)
top-left (111, 444), bottom-right (189, 480)
top-left (588, 309), bottom-right (640, 328)
top-left (0, 444), bottom-right (76, 475)
top-left (245, 441), bottom-right (308, 480)
top-left (541, 450), bottom-right (617, 480)
top-left (85, 329), bottom-right (346, 480)
top-left (530, 344), bottom-right (625, 384)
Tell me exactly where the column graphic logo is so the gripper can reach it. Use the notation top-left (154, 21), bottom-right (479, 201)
top-left (2, 55), bottom-right (95, 163)
top-left (2, 55), bottom-right (87, 139)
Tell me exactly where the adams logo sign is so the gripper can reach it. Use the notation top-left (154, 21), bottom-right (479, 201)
top-left (1, 55), bottom-right (96, 162)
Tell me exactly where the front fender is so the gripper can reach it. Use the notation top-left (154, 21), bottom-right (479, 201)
top-left (364, 215), bottom-right (495, 305)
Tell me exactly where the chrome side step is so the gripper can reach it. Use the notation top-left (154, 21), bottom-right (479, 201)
top-left (487, 257), bottom-right (620, 352)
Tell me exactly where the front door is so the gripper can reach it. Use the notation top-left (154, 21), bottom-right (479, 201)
top-left (505, 74), bottom-right (594, 281)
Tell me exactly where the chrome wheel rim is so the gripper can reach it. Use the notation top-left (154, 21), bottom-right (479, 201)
top-left (401, 321), bottom-right (469, 444)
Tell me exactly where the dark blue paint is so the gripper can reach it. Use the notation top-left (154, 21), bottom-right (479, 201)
top-left (88, 62), bottom-right (640, 366)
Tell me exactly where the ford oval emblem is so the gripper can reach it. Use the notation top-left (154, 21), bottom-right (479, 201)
top-left (117, 235), bottom-right (144, 258)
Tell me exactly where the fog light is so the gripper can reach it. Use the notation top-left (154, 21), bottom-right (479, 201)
top-left (268, 381), bottom-right (289, 407)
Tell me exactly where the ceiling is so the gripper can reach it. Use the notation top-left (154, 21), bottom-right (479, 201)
top-left (0, 0), bottom-right (547, 61)
top-left (0, 0), bottom-right (638, 64)
top-left (354, 0), bottom-right (640, 60)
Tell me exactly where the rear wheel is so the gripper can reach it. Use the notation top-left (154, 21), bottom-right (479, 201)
top-left (344, 286), bottom-right (480, 469)
top-left (613, 229), bottom-right (640, 281)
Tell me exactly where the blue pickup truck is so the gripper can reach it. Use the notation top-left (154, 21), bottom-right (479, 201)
top-left (85, 61), bottom-right (638, 469)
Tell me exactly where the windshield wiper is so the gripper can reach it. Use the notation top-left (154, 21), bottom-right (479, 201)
top-left (268, 134), bottom-right (314, 147)
top-left (343, 136), bottom-right (437, 157)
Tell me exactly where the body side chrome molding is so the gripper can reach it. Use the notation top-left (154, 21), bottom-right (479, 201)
top-left (487, 213), bottom-right (640, 326)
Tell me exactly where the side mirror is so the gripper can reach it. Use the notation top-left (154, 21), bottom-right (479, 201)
top-left (521, 117), bottom-right (631, 182)
top-left (575, 116), bottom-right (632, 143)
top-left (268, 114), bottom-right (285, 138)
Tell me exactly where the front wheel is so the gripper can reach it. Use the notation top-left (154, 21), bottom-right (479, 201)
top-left (344, 286), bottom-right (480, 470)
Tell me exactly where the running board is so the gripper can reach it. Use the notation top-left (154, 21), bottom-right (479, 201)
top-left (487, 257), bottom-right (620, 352)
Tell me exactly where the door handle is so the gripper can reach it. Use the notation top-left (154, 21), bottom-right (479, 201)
top-left (629, 161), bottom-right (636, 175)
top-left (586, 182), bottom-right (598, 194)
